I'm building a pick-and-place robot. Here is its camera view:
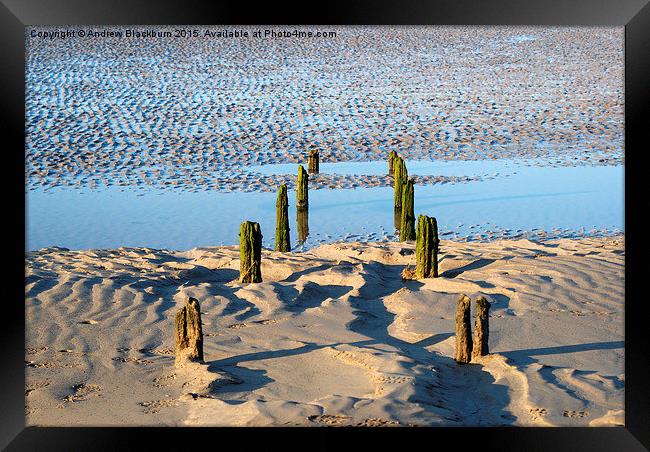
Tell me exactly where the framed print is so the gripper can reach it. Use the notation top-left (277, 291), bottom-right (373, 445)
top-left (2, 0), bottom-right (649, 450)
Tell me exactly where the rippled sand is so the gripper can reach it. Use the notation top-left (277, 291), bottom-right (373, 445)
top-left (26, 26), bottom-right (623, 192)
top-left (25, 236), bottom-right (623, 426)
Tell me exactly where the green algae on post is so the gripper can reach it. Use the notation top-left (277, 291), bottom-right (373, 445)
top-left (393, 157), bottom-right (407, 210)
top-left (416, 215), bottom-right (440, 278)
top-left (297, 165), bottom-right (309, 210)
top-left (275, 184), bottom-right (290, 252)
top-left (393, 157), bottom-right (408, 231)
top-left (399, 178), bottom-right (415, 241)
top-left (175, 297), bottom-right (203, 367)
top-left (388, 150), bottom-right (397, 176)
top-left (239, 220), bottom-right (263, 283)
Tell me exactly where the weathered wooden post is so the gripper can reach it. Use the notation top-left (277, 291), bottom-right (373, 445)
top-left (297, 207), bottom-right (309, 245)
top-left (297, 165), bottom-right (309, 210)
top-left (308, 148), bottom-right (320, 174)
top-left (175, 297), bottom-right (203, 366)
top-left (416, 215), bottom-right (440, 278)
top-left (432, 217), bottom-right (439, 277)
top-left (454, 294), bottom-right (473, 364)
top-left (393, 157), bottom-right (407, 210)
top-left (399, 178), bottom-right (415, 241)
top-left (472, 297), bottom-right (491, 360)
top-left (239, 220), bottom-right (263, 283)
top-left (393, 157), bottom-right (408, 231)
top-left (275, 184), bottom-right (290, 252)
top-left (388, 150), bottom-right (397, 176)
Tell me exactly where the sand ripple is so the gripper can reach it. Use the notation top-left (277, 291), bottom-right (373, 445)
top-left (26, 236), bottom-right (623, 426)
top-left (26, 26), bottom-right (623, 192)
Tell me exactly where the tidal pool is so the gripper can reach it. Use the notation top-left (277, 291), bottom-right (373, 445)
top-left (26, 160), bottom-right (624, 251)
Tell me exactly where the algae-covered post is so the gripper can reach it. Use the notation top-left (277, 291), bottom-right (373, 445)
top-left (275, 184), bottom-right (290, 252)
top-left (416, 215), bottom-right (440, 278)
top-left (455, 294), bottom-right (473, 364)
top-left (393, 157), bottom-right (407, 210)
top-left (175, 297), bottom-right (203, 367)
top-left (308, 148), bottom-right (320, 174)
top-left (297, 165), bottom-right (309, 210)
top-left (388, 150), bottom-right (397, 176)
top-left (399, 178), bottom-right (416, 241)
top-left (393, 157), bottom-right (408, 231)
top-left (239, 220), bottom-right (263, 283)
top-left (472, 297), bottom-right (491, 360)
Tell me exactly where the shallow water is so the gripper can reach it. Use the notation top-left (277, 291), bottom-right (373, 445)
top-left (26, 159), bottom-right (624, 252)
top-left (246, 158), bottom-right (557, 178)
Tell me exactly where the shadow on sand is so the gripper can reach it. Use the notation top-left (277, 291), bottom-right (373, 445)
top-left (201, 261), bottom-right (517, 425)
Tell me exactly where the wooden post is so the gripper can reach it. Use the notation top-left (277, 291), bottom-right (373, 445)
top-left (399, 178), bottom-right (415, 241)
top-left (308, 148), bottom-right (320, 174)
top-left (388, 150), bottom-right (397, 176)
top-left (472, 297), bottom-right (491, 360)
top-left (454, 294), bottom-right (472, 364)
top-left (297, 207), bottom-right (309, 245)
top-left (175, 297), bottom-right (203, 366)
top-left (297, 165), bottom-right (309, 210)
top-left (275, 184), bottom-right (290, 252)
top-left (393, 157), bottom-right (407, 232)
top-left (416, 215), bottom-right (440, 278)
top-left (239, 221), bottom-right (263, 283)
top-left (432, 217), bottom-right (439, 278)
top-left (393, 157), bottom-right (407, 210)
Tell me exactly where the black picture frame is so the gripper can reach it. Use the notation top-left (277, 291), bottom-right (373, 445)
top-left (3, 1), bottom-right (648, 450)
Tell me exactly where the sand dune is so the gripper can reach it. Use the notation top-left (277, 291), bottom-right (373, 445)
top-left (25, 235), bottom-right (624, 426)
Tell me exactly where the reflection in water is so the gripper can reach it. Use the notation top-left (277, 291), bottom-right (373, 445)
top-left (297, 207), bottom-right (309, 245)
top-left (26, 164), bottom-right (623, 251)
top-left (394, 207), bottom-right (402, 233)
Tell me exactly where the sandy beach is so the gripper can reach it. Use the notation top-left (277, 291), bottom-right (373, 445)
top-left (25, 25), bottom-right (625, 428)
top-left (25, 235), bottom-right (624, 426)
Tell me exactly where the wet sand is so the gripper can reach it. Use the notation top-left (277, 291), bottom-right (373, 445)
top-left (26, 26), bottom-right (623, 192)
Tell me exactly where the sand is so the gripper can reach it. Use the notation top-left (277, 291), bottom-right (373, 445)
top-left (26, 26), bottom-right (623, 192)
top-left (25, 235), bottom-right (624, 426)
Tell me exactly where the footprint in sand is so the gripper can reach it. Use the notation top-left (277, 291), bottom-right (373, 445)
top-left (25, 379), bottom-right (51, 396)
top-left (373, 375), bottom-right (414, 385)
top-left (356, 418), bottom-right (401, 427)
top-left (139, 399), bottom-right (179, 414)
top-left (112, 356), bottom-right (154, 365)
top-left (308, 414), bottom-right (352, 425)
top-left (59, 383), bottom-right (102, 406)
top-left (138, 347), bottom-right (174, 356)
top-left (563, 410), bottom-right (589, 418)
top-left (27, 361), bottom-right (77, 369)
top-left (153, 373), bottom-right (177, 388)
top-left (529, 407), bottom-right (548, 420)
